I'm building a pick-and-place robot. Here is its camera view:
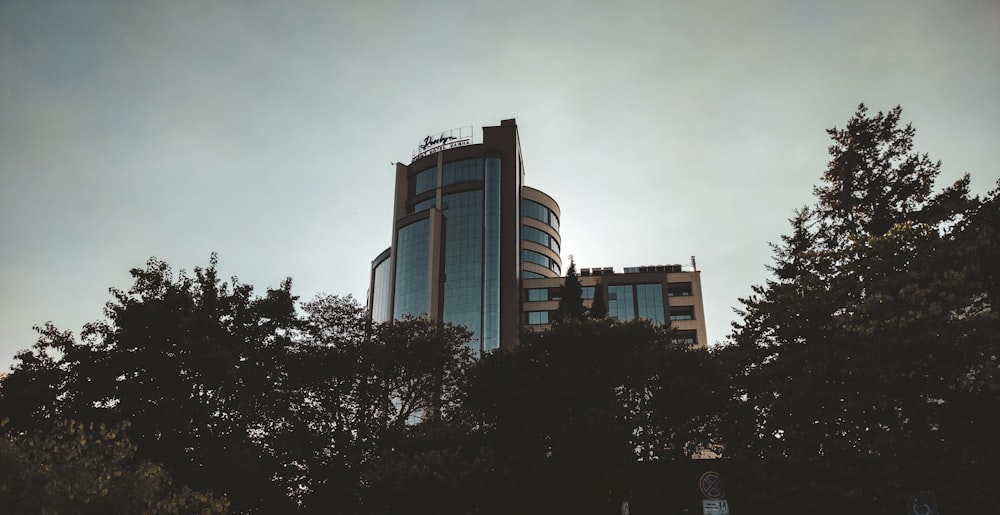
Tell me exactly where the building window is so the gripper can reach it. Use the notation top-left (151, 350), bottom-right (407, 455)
top-left (525, 311), bottom-right (549, 325)
top-left (412, 197), bottom-right (436, 213)
top-left (581, 286), bottom-right (595, 300)
top-left (636, 283), bottom-right (665, 324)
top-left (523, 270), bottom-right (545, 279)
top-left (482, 157), bottom-right (501, 353)
top-left (607, 285), bottom-right (634, 321)
top-left (522, 199), bottom-right (559, 231)
top-left (526, 288), bottom-right (549, 301)
top-left (523, 226), bottom-right (560, 254)
top-left (442, 159), bottom-right (484, 185)
top-left (606, 284), bottom-right (667, 324)
top-left (414, 167), bottom-right (437, 195)
top-left (371, 254), bottom-right (392, 323)
top-left (522, 249), bottom-right (560, 274)
top-left (671, 330), bottom-right (697, 345)
top-left (667, 283), bottom-right (692, 297)
top-left (669, 306), bottom-right (694, 321)
top-left (441, 190), bottom-right (485, 353)
top-left (393, 219), bottom-right (430, 317)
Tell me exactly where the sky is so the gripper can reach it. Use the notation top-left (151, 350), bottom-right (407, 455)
top-left (1, 0), bottom-right (998, 371)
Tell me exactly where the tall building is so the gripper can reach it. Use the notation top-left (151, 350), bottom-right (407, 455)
top-left (368, 119), bottom-right (706, 353)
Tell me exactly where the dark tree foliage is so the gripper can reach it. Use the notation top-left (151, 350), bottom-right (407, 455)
top-left (0, 418), bottom-right (229, 514)
top-left (724, 104), bottom-right (999, 514)
top-left (0, 255), bottom-right (299, 512)
top-left (556, 258), bottom-right (586, 321)
top-left (460, 318), bottom-right (722, 514)
top-left (0, 257), bottom-right (477, 514)
top-left (588, 281), bottom-right (608, 319)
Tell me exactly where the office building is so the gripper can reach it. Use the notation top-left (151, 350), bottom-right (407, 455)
top-left (368, 119), bottom-right (706, 353)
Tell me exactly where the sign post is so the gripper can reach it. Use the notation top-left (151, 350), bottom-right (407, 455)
top-left (702, 499), bottom-right (730, 515)
top-left (699, 471), bottom-right (729, 515)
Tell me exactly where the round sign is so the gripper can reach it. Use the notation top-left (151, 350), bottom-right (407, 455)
top-left (699, 471), bottom-right (724, 499)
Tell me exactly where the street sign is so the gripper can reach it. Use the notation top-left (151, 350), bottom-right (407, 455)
top-left (699, 471), bottom-right (724, 499)
top-left (702, 499), bottom-right (730, 515)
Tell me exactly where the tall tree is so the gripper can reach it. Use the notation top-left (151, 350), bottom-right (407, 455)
top-left (724, 104), bottom-right (998, 513)
top-left (588, 282), bottom-right (608, 319)
top-left (556, 258), bottom-right (586, 321)
top-left (1, 256), bottom-right (301, 512)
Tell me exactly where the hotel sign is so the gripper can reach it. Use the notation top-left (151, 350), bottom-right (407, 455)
top-left (412, 126), bottom-right (473, 160)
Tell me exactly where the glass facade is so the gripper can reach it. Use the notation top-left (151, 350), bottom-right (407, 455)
top-left (392, 158), bottom-right (502, 356)
top-left (636, 284), bottom-right (665, 324)
top-left (371, 254), bottom-right (392, 323)
top-left (414, 167), bottom-right (437, 195)
top-left (393, 219), bottom-right (430, 317)
top-left (525, 311), bottom-right (549, 324)
top-left (605, 283), bottom-right (667, 324)
top-left (526, 288), bottom-right (548, 301)
top-left (522, 249), bottom-right (560, 274)
top-left (523, 270), bottom-right (545, 279)
top-left (667, 283), bottom-right (692, 296)
top-left (442, 190), bottom-right (484, 351)
top-left (608, 284), bottom-right (635, 321)
top-left (443, 159), bottom-right (484, 185)
top-left (523, 225), bottom-right (560, 253)
top-left (522, 199), bottom-right (559, 230)
top-left (482, 158), bottom-right (501, 352)
top-left (669, 306), bottom-right (694, 321)
top-left (412, 197), bottom-right (436, 212)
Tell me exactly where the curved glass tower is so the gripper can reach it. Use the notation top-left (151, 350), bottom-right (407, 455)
top-left (367, 119), bottom-right (561, 354)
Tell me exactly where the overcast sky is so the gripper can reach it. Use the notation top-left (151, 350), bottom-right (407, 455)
top-left (2, 0), bottom-right (998, 371)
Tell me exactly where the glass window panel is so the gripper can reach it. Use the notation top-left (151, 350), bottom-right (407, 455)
top-left (607, 284), bottom-right (635, 321)
top-left (636, 283), bottom-right (665, 324)
top-left (482, 158), bottom-right (501, 353)
top-left (414, 167), bottom-right (437, 195)
top-left (581, 286), bottom-right (595, 300)
top-left (412, 197), bottom-right (436, 212)
top-left (527, 288), bottom-right (548, 301)
top-left (441, 190), bottom-right (484, 355)
top-left (522, 249), bottom-right (559, 274)
top-left (526, 311), bottom-right (549, 324)
top-left (669, 306), bottom-right (695, 321)
top-left (393, 219), bottom-right (430, 317)
top-left (443, 159), bottom-right (484, 186)
top-left (372, 255), bottom-right (393, 323)
top-left (667, 283), bottom-right (693, 296)
top-left (522, 226), bottom-right (550, 247)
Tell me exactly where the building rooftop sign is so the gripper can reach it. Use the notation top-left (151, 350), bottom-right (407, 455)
top-left (412, 126), bottom-right (473, 160)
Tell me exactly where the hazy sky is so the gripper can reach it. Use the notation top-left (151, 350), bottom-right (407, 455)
top-left (2, 0), bottom-right (998, 370)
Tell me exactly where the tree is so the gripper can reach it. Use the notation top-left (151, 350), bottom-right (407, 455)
top-left (457, 317), bottom-right (724, 514)
top-left (0, 418), bottom-right (228, 514)
top-left (0, 260), bottom-right (484, 513)
top-left (556, 258), bottom-right (586, 321)
top-left (588, 282), bottom-right (608, 319)
top-left (724, 104), bottom-right (998, 513)
top-left (0, 256), bottom-right (301, 512)
top-left (266, 296), bottom-right (476, 512)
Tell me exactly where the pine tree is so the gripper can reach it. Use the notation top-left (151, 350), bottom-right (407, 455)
top-left (556, 258), bottom-right (586, 321)
top-left (588, 282), bottom-right (608, 319)
top-left (724, 104), bottom-right (997, 513)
